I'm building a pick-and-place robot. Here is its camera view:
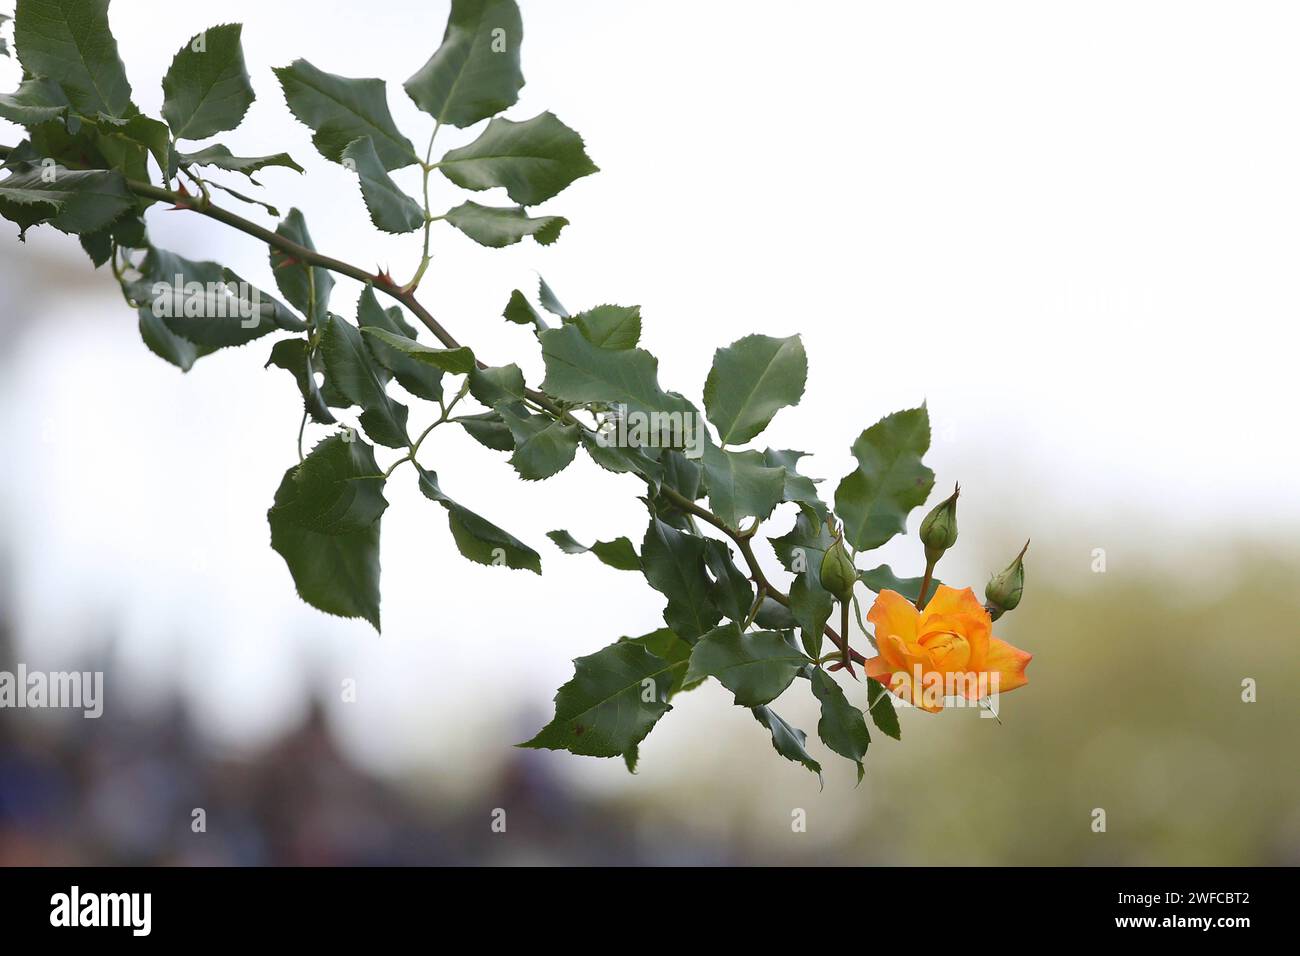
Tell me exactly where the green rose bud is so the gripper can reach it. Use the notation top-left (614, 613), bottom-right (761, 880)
top-left (819, 535), bottom-right (857, 603)
top-left (919, 483), bottom-right (960, 563)
top-left (985, 539), bottom-right (1029, 620)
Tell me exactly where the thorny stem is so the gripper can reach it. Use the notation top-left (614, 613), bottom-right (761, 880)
top-left (0, 148), bottom-right (869, 664)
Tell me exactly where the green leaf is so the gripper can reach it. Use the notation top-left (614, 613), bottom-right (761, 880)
top-left (161, 23), bottom-right (255, 140)
top-left (266, 338), bottom-right (335, 424)
top-left (126, 246), bottom-right (286, 348)
top-left (341, 137), bottom-right (424, 234)
top-left (641, 515), bottom-right (719, 642)
top-left (270, 208), bottom-right (333, 327)
top-left (137, 307), bottom-right (212, 372)
top-left (618, 628), bottom-right (701, 697)
top-left (571, 304), bottom-right (640, 350)
top-left (810, 667), bottom-right (870, 783)
top-left (754, 597), bottom-right (798, 630)
top-left (177, 144), bottom-right (304, 182)
top-left (503, 289), bottom-right (545, 329)
top-left (834, 406), bottom-right (935, 552)
top-left (14, 0), bottom-right (133, 117)
top-left (701, 444), bottom-right (785, 529)
top-left (789, 573), bottom-right (833, 660)
top-left (456, 410), bottom-right (513, 451)
top-left (703, 333), bottom-right (807, 446)
top-left (764, 448), bottom-right (828, 520)
top-left (359, 327), bottom-right (475, 374)
top-left (437, 111), bottom-right (597, 205)
top-left (769, 508), bottom-right (835, 588)
top-left (91, 113), bottom-right (171, 178)
top-left (540, 323), bottom-right (694, 426)
top-left (404, 0), bottom-right (524, 128)
top-left (703, 539), bottom-right (754, 624)
top-left (0, 76), bottom-right (70, 127)
top-left (444, 200), bottom-right (566, 247)
top-left (356, 288), bottom-right (443, 402)
top-left (0, 166), bottom-right (131, 238)
top-left (859, 564), bottom-right (942, 605)
top-left (273, 59), bottom-right (416, 170)
top-left (320, 317), bottom-right (410, 449)
top-left (267, 434), bottom-right (387, 535)
top-left (684, 624), bottom-right (808, 707)
top-left (538, 275), bottom-right (568, 318)
top-left (416, 466), bottom-right (541, 574)
top-left (750, 705), bottom-right (822, 782)
top-left (521, 641), bottom-right (679, 758)
top-left (546, 530), bottom-right (641, 572)
top-left (269, 447), bottom-right (383, 632)
top-left (867, 678), bottom-right (902, 741)
top-left (498, 404), bottom-right (579, 480)
top-left (467, 363), bottom-right (527, 407)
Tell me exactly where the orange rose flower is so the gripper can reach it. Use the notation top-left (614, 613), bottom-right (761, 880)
top-left (864, 585), bottom-right (1031, 713)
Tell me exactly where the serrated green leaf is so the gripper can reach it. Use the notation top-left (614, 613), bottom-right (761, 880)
top-left (754, 597), bottom-right (798, 630)
top-left (456, 410), bottom-right (513, 451)
top-left (320, 317), bottom-right (410, 449)
top-left (703, 333), bottom-right (807, 446)
top-left (341, 136), bottom-right (424, 234)
top-left (137, 307), bottom-right (212, 372)
top-left (789, 573), bottom-right (833, 660)
top-left (404, 0), bottom-right (524, 128)
top-left (498, 404), bottom-right (579, 480)
top-left (437, 111), bottom-right (597, 205)
top-left (503, 289), bottom-right (545, 329)
top-left (684, 624), bottom-right (808, 707)
top-left (538, 275), bottom-right (568, 318)
top-left (416, 466), bottom-right (541, 573)
top-left (14, 0), bottom-right (133, 118)
top-left (0, 76), bottom-right (70, 127)
top-left (356, 287), bottom-right (443, 402)
top-left (571, 304), bottom-right (640, 350)
top-left (751, 705), bottom-right (822, 781)
top-left (91, 113), bottom-right (170, 178)
top-left (274, 59), bottom-right (416, 170)
top-left (359, 326), bottom-right (475, 374)
top-left (177, 144), bottom-right (304, 182)
top-left (270, 208), bottom-right (333, 327)
top-left (269, 449), bottom-right (382, 632)
top-left (619, 628), bottom-right (702, 697)
top-left (703, 539), bottom-right (754, 624)
top-left (810, 667), bottom-right (869, 782)
top-left (858, 564), bottom-right (942, 605)
top-left (867, 678), bottom-right (902, 740)
top-left (701, 444), bottom-right (785, 529)
top-left (0, 165), bottom-right (131, 238)
top-left (769, 508), bottom-right (835, 588)
top-left (267, 434), bottom-right (387, 535)
top-left (764, 448), bottom-right (828, 520)
top-left (266, 338), bottom-right (335, 424)
top-left (546, 530), bottom-right (641, 571)
top-left (834, 406), bottom-right (935, 552)
top-left (540, 323), bottom-right (694, 427)
top-left (521, 641), bottom-right (678, 758)
top-left (126, 246), bottom-right (286, 348)
top-left (641, 515), bottom-right (719, 642)
top-left (467, 363), bottom-right (527, 407)
top-left (444, 200), bottom-right (566, 247)
top-left (162, 23), bottom-right (254, 140)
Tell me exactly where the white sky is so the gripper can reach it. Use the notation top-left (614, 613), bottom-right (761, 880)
top-left (1, 1), bottom-right (1298, 788)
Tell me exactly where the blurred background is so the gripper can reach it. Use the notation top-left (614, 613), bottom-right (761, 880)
top-left (1, 0), bottom-right (1297, 865)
